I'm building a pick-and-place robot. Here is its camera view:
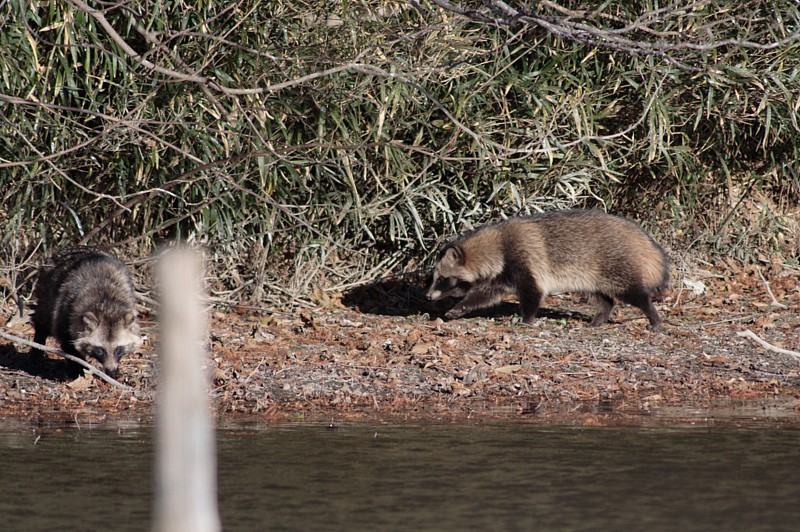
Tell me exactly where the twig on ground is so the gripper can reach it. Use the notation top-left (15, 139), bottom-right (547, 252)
top-left (0, 330), bottom-right (132, 390)
top-left (755, 266), bottom-right (788, 309)
top-left (705, 315), bottom-right (757, 326)
top-left (737, 329), bottom-right (800, 360)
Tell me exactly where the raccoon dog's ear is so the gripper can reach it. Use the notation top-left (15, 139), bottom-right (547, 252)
top-left (83, 312), bottom-right (99, 331)
top-left (442, 246), bottom-right (464, 266)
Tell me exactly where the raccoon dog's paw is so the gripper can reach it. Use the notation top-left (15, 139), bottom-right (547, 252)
top-left (445, 306), bottom-right (467, 319)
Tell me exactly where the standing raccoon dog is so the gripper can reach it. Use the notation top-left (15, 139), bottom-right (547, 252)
top-left (32, 247), bottom-right (142, 375)
top-left (426, 210), bottom-right (670, 330)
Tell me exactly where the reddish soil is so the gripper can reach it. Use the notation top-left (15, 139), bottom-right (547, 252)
top-left (1, 262), bottom-right (799, 426)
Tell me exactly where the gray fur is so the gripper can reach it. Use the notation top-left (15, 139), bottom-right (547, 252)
top-left (426, 210), bottom-right (670, 330)
top-left (32, 246), bottom-right (141, 374)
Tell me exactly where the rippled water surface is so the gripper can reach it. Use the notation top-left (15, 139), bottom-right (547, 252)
top-left (2, 421), bottom-right (800, 531)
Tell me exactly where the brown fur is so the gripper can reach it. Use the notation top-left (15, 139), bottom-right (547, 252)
top-left (426, 210), bottom-right (670, 330)
top-left (32, 246), bottom-right (141, 375)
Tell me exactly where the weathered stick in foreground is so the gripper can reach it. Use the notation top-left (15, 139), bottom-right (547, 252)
top-left (154, 247), bottom-right (221, 532)
top-left (737, 329), bottom-right (800, 360)
top-left (755, 267), bottom-right (788, 309)
top-left (0, 329), bottom-right (131, 390)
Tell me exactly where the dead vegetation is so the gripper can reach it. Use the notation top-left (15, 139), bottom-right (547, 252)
top-left (0, 261), bottom-right (798, 425)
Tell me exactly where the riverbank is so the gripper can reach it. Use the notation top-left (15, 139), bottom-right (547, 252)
top-left (1, 261), bottom-right (798, 426)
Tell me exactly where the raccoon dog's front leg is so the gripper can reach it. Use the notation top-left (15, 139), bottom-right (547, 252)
top-left (31, 325), bottom-right (48, 360)
top-left (445, 285), bottom-right (503, 320)
top-left (517, 278), bottom-right (543, 325)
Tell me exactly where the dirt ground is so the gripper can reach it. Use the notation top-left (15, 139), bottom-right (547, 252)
top-left (1, 261), bottom-right (799, 427)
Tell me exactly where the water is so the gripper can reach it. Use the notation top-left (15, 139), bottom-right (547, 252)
top-left (1, 421), bottom-right (799, 531)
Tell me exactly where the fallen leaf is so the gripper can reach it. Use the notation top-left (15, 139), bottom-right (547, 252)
top-left (702, 355), bottom-right (729, 366)
top-left (67, 376), bottom-right (93, 392)
top-left (494, 365), bottom-right (522, 374)
top-left (683, 279), bottom-right (706, 295)
top-left (410, 342), bottom-right (433, 355)
top-left (450, 381), bottom-right (471, 396)
top-left (754, 315), bottom-right (776, 329)
top-left (406, 329), bottom-right (422, 344)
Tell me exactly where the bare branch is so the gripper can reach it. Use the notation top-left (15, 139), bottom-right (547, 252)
top-left (429, 0), bottom-right (800, 71)
top-left (0, 93), bottom-right (205, 169)
top-left (67, 1), bottom-right (419, 102)
top-left (756, 267), bottom-right (789, 309)
top-left (0, 330), bottom-right (132, 390)
top-left (737, 329), bottom-right (800, 360)
top-left (70, 0), bottom-right (212, 84)
top-left (211, 64), bottom-right (367, 95)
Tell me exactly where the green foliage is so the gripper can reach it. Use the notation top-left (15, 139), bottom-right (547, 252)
top-left (1, 0), bottom-right (798, 303)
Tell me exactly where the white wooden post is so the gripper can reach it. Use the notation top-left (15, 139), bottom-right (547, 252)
top-left (154, 247), bottom-right (221, 532)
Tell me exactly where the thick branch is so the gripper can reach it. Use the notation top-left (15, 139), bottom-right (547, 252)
top-left (428, 0), bottom-right (800, 71)
top-left (70, 0), bottom-right (211, 83)
top-left (737, 330), bottom-right (800, 360)
top-left (0, 330), bottom-right (132, 390)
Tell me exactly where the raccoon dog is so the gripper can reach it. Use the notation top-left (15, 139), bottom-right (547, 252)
top-left (32, 246), bottom-right (142, 375)
top-left (426, 210), bottom-right (670, 330)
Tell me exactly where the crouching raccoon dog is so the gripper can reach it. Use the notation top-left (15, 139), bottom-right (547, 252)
top-left (426, 210), bottom-right (670, 330)
top-left (32, 246), bottom-right (142, 375)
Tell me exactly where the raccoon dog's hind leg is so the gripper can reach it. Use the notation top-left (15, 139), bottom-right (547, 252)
top-left (618, 288), bottom-right (662, 331)
top-left (588, 293), bottom-right (615, 327)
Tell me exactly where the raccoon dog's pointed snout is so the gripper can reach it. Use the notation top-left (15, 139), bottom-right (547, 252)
top-left (425, 279), bottom-right (446, 302)
top-left (103, 361), bottom-right (120, 377)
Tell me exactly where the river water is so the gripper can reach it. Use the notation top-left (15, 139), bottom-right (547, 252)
top-left (2, 420), bottom-right (799, 531)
